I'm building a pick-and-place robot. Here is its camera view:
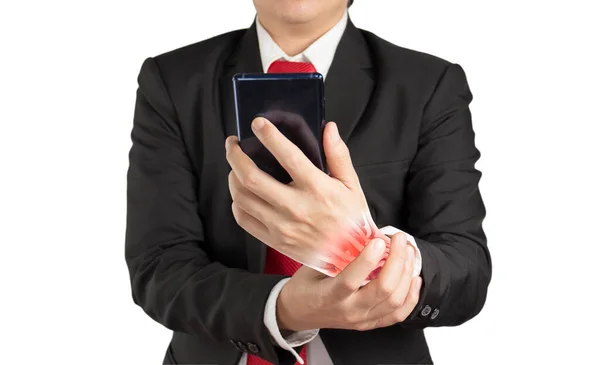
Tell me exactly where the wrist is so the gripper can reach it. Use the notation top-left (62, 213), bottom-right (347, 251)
top-left (276, 283), bottom-right (301, 331)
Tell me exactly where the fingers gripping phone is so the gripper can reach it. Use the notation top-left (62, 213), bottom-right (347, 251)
top-left (232, 73), bottom-right (327, 184)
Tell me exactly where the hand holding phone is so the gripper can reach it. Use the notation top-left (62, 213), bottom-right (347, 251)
top-left (229, 73), bottom-right (396, 282)
top-left (233, 73), bottom-right (326, 184)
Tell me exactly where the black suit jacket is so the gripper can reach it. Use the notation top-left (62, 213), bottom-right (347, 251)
top-left (125, 19), bottom-right (491, 365)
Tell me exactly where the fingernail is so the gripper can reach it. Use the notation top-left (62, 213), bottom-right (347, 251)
top-left (413, 277), bottom-right (422, 292)
top-left (369, 238), bottom-right (385, 259)
top-left (252, 117), bottom-right (265, 132)
top-left (407, 246), bottom-right (414, 261)
top-left (329, 122), bottom-right (340, 143)
top-left (397, 234), bottom-right (407, 248)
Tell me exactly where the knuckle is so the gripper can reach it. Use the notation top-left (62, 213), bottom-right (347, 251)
top-left (231, 203), bottom-right (243, 224)
top-left (339, 278), bottom-right (357, 293)
top-left (394, 310), bottom-right (409, 323)
top-left (354, 321), bottom-right (372, 332)
top-left (371, 316), bottom-right (386, 329)
top-left (241, 171), bottom-right (260, 189)
top-left (229, 183), bottom-right (240, 202)
top-left (408, 291), bottom-right (419, 306)
top-left (388, 293), bottom-right (406, 308)
top-left (230, 189), bottom-right (240, 202)
top-left (228, 171), bottom-right (236, 187)
top-left (283, 153), bottom-right (302, 171)
top-left (377, 281), bottom-right (395, 298)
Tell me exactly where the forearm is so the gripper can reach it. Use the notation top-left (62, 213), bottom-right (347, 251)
top-left (401, 235), bottom-right (491, 328)
top-left (400, 63), bottom-right (491, 328)
top-left (126, 242), bottom-right (286, 362)
top-left (262, 278), bottom-right (319, 363)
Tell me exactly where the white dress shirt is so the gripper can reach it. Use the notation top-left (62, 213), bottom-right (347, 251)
top-left (238, 12), bottom-right (422, 365)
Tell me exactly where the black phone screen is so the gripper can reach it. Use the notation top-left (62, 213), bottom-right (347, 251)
top-left (233, 73), bottom-right (326, 184)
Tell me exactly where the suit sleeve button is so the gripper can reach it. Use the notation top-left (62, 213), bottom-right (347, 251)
top-left (430, 308), bottom-right (440, 320)
top-left (229, 339), bottom-right (246, 352)
top-left (420, 305), bottom-right (432, 317)
top-left (238, 341), bottom-right (249, 352)
top-left (247, 342), bottom-right (260, 354)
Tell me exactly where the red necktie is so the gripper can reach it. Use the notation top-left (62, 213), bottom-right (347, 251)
top-left (247, 60), bottom-right (315, 365)
top-left (267, 59), bottom-right (317, 74)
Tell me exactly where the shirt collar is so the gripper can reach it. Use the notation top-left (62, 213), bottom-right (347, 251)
top-left (256, 11), bottom-right (348, 80)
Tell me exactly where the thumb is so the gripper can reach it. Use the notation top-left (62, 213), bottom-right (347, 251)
top-left (330, 238), bottom-right (386, 298)
top-left (323, 122), bottom-right (359, 188)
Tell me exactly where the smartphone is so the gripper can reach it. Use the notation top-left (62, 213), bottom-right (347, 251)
top-left (233, 73), bottom-right (327, 184)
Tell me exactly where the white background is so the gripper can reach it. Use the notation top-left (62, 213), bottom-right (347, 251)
top-left (1, 0), bottom-right (599, 364)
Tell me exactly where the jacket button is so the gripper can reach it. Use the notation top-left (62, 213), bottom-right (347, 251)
top-left (229, 339), bottom-right (246, 352)
top-left (420, 305), bottom-right (432, 317)
top-left (430, 308), bottom-right (440, 320)
top-left (247, 342), bottom-right (260, 354)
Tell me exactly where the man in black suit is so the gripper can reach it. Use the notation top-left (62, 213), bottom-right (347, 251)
top-left (125, 0), bottom-right (491, 364)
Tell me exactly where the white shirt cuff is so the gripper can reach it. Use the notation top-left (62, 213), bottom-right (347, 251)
top-left (379, 226), bottom-right (422, 277)
top-left (263, 278), bottom-right (319, 365)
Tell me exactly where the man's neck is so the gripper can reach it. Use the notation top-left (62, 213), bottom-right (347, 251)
top-left (257, 10), bottom-right (346, 56)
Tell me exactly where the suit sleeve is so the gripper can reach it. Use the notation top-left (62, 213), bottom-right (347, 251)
top-left (402, 63), bottom-right (492, 328)
top-left (125, 57), bottom-right (285, 363)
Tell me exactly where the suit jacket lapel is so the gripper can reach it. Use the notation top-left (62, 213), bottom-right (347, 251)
top-left (220, 22), bottom-right (263, 138)
top-left (219, 22), bottom-right (267, 273)
top-left (325, 20), bottom-right (374, 143)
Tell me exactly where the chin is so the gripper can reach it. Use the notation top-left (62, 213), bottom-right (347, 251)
top-left (279, 12), bottom-right (318, 25)
top-left (257, 0), bottom-right (338, 24)
top-left (277, 3), bottom-right (321, 24)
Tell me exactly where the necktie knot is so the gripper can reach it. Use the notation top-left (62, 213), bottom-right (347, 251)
top-left (267, 60), bottom-right (316, 74)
